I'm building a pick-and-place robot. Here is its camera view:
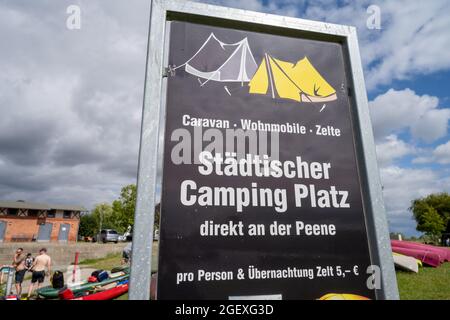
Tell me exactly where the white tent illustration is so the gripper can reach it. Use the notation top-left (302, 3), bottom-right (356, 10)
top-left (173, 33), bottom-right (258, 87)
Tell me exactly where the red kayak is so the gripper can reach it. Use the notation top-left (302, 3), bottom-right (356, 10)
top-left (60, 283), bottom-right (128, 300)
top-left (391, 240), bottom-right (450, 262)
top-left (391, 246), bottom-right (441, 267)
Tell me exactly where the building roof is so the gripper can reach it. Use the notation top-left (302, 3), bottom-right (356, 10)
top-left (0, 200), bottom-right (86, 212)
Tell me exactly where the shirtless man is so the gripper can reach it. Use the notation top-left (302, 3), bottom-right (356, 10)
top-left (27, 248), bottom-right (51, 299)
top-left (12, 247), bottom-right (26, 296)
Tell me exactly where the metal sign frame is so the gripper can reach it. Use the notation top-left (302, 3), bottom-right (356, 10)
top-left (130, 0), bottom-right (399, 300)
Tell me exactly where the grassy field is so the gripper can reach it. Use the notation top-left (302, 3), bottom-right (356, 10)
top-left (79, 242), bottom-right (159, 272)
top-left (79, 253), bottom-right (130, 300)
top-left (79, 242), bottom-right (159, 300)
top-left (79, 253), bottom-right (124, 270)
top-left (396, 263), bottom-right (450, 300)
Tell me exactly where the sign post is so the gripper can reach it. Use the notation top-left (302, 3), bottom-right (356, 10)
top-left (130, 0), bottom-right (399, 300)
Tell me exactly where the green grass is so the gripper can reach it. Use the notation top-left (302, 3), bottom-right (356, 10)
top-left (396, 263), bottom-right (450, 300)
top-left (79, 245), bottom-right (159, 272)
top-left (77, 242), bottom-right (159, 300)
top-left (79, 253), bottom-right (123, 270)
top-left (115, 292), bottom-right (129, 300)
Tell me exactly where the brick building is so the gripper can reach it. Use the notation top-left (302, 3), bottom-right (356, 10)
top-left (0, 201), bottom-right (87, 243)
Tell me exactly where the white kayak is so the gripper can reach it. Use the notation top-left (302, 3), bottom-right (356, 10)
top-left (393, 253), bottom-right (419, 273)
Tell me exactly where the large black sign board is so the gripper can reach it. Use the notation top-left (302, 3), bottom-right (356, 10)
top-left (158, 21), bottom-right (375, 300)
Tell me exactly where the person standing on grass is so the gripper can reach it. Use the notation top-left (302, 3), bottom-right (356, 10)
top-left (24, 253), bottom-right (34, 272)
top-left (27, 248), bottom-right (51, 299)
top-left (12, 247), bottom-right (27, 296)
top-left (122, 242), bottom-right (132, 265)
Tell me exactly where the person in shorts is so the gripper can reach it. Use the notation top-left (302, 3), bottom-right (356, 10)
top-left (31, 269), bottom-right (46, 284)
top-left (27, 248), bottom-right (51, 299)
top-left (12, 247), bottom-right (26, 296)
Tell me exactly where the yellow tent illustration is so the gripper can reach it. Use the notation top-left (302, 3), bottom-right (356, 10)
top-left (249, 54), bottom-right (337, 103)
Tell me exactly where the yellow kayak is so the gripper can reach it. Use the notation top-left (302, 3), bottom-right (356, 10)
top-left (318, 293), bottom-right (370, 300)
top-left (393, 252), bottom-right (422, 268)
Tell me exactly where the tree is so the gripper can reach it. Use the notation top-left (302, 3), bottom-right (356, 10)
top-left (82, 184), bottom-right (161, 238)
top-left (91, 203), bottom-right (115, 232)
top-left (410, 193), bottom-right (450, 243)
top-left (111, 184), bottom-right (137, 233)
top-left (78, 214), bottom-right (98, 237)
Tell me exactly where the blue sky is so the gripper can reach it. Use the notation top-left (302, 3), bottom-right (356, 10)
top-left (0, 0), bottom-right (449, 237)
top-left (370, 70), bottom-right (450, 101)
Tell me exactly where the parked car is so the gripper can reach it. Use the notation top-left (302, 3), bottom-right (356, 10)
top-left (98, 229), bottom-right (119, 243)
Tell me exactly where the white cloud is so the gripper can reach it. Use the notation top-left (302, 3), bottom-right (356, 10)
top-left (205, 0), bottom-right (301, 17)
top-left (378, 165), bottom-right (450, 235)
top-left (369, 88), bottom-right (450, 235)
top-left (206, 0), bottom-right (450, 90)
top-left (432, 142), bottom-right (450, 164)
top-left (300, 0), bottom-right (450, 90)
top-left (380, 166), bottom-right (444, 216)
top-left (413, 140), bottom-right (450, 165)
top-left (375, 135), bottom-right (415, 167)
top-left (363, 1), bottom-right (450, 89)
top-left (369, 88), bottom-right (450, 143)
top-left (0, 0), bottom-right (150, 209)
